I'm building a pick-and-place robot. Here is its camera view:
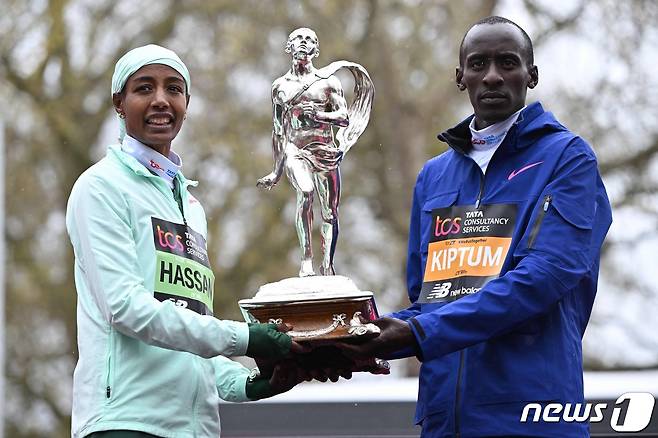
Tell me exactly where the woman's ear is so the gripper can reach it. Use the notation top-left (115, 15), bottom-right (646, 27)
top-left (112, 92), bottom-right (124, 116)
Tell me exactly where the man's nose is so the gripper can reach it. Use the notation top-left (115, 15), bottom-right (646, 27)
top-left (483, 64), bottom-right (503, 86)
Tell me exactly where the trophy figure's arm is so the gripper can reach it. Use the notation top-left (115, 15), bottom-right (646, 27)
top-left (271, 101), bottom-right (285, 178)
top-left (257, 99), bottom-right (286, 190)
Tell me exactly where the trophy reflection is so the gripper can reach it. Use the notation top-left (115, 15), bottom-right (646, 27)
top-left (240, 28), bottom-right (383, 354)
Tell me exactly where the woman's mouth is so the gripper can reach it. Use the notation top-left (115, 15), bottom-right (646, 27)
top-left (146, 115), bottom-right (173, 127)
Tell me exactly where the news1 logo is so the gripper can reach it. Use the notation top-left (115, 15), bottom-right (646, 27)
top-left (521, 392), bottom-right (655, 432)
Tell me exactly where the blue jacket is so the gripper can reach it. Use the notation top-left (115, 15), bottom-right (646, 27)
top-left (389, 102), bottom-right (612, 437)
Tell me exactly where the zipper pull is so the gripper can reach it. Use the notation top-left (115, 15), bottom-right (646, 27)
top-left (543, 195), bottom-right (552, 211)
top-left (106, 386), bottom-right (111, 398)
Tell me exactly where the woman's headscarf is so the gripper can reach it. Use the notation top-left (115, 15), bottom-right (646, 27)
top-left (111, 44), bottom-right (191, 142)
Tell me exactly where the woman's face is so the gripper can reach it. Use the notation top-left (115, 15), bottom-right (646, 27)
top-left (113, 64), bottom-right (189, 154)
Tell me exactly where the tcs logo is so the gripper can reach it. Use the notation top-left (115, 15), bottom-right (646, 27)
top-left (157, 225), bottom-right (184, 252)
top-left (435, 215), bottom-right (461, 237)
top-left (150, 159), bottom-right (164, 171)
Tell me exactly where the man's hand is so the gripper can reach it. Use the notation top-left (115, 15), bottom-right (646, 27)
top-left (300, 102), bottom-right (318, 121)
top-left (283, 345), bottom-right (390, 382)
top-left (337, 317), bottom-right (417, 359)
top-left (256, 172), bottom-right (278, 190)
top-left (245, 323), bottom-right (308, 360)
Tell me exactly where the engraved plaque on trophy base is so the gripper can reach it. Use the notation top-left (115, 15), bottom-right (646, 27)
top-left (239, 276), bottom-right (381, 342)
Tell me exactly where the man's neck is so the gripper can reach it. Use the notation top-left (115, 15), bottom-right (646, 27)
top-left (291, 58), bottom-right (314, 76)
top-left (474, 104), bottom-right (526, 130)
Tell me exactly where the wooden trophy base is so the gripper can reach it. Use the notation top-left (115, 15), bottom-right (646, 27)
top-left (238, 276), bottom-right (380, 342)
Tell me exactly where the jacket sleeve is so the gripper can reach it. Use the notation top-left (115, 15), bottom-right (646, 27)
top-left (408, 139), bottom-right (611, 361)
top-left (212, 356), bottom-right (251, 402)
top-left (66, 175), bottom-right (249, 359)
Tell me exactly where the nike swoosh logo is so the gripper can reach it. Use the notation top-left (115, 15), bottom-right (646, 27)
top-left (508, 161), bottom-right (544, 180)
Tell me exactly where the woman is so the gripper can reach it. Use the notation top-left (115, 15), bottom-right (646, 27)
top-left (66, 44), bottom-right (304, 438)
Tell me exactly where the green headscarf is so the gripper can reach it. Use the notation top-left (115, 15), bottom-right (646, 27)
top-left (111, 44), bottom-right (191, 142)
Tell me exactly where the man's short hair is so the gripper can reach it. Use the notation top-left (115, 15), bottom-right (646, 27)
top-left (285, 27), bottom-right (319, 54)
top-left (459, 16), bottom-right (534, 67)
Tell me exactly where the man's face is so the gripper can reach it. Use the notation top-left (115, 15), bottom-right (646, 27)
top-left (113, 64), bottom-right (189, 153)
top-left (287, 28), bottom-right (319, 60)
top-left (456, 23), bottom-right (538, 129)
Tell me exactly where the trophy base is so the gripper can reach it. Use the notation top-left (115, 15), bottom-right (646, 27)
top-left (238, 276), bottom-right (380, 341)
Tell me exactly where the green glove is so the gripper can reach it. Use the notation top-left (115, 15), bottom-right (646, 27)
top-left (245, 368), bottom-right (276, 401)
top-left (246, 323), bottom-right (292, 359)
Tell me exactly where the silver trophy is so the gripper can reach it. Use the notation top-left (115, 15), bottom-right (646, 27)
top-left (239, 28), bottom-right (383, 348)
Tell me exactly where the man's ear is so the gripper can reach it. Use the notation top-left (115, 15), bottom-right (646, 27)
top-left (455, 67), bottom-right (465, 91)
top-left (112, 93), bottom-right (123, 115)
top-left (528, 65), bottom-right (539, 89)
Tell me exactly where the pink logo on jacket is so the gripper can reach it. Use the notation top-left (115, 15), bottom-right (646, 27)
top-left (508, 161), bottom-right (544, 180)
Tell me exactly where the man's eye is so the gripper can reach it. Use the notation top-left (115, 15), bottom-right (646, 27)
top-left (470, 60), bottom-right (485, 69)
top-left (136, 84), bottom-right (152, 92)
top-left (169, 85), bottom-right (183, 93)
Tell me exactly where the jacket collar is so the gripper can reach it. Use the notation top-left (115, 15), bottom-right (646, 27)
top-left (437, 102), bottom-right (549, 155)
top-left (107, 144), bottom-right (198, 188)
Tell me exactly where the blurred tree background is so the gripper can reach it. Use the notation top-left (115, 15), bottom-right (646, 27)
top-left (1, 0), bottom-right (657, 435)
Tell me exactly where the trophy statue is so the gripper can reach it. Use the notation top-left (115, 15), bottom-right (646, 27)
top-left (239, 28), bottom-right (383, 353)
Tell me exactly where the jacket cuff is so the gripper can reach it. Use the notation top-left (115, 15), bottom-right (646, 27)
top-left (235, 373), bottom-right (250, 402)
top-left (231, 321), bottom-right (250, 356)
top-left (408, 318), bottom-right (426, 362)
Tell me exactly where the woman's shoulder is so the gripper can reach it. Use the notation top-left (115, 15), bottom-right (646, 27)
top-left (70, 150), bottom-right (138, 199)
top-left (74, 156), bottom-right (119, 186)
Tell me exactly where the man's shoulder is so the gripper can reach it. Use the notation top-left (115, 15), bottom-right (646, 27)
top-left (527, 121), bottom-right (595, 158)
top-left (324, 74), bottom-right (343, 88)
top-left (271, 72), bottom-right (294, 91)
top-left (415, 149), bottom-right (459, 184)
top-left (425, 148), bottom-right (457, 170)
top-left (271, 76), bottom-right (286, 91)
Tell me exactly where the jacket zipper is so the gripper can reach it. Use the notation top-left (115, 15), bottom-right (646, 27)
top-left (459, 161), bottom-right (482, 435)
top-left (105, 328), bottom-right (115, 400)
top-left (454, 351), bottom-right (464, 438)
top-left (172, 179), bottom-right (188, 226)
top-left (475, 166), bottom-right (485, 208)
top-left (528, 195), bottom-right (552, 248)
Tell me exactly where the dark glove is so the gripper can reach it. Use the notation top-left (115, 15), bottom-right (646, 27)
top-left (245, 369), bottom-right (276, 401)
top-left (245, 361), bottom-right (306, 400)
top-left (246, 323), bottom-right (292, 359)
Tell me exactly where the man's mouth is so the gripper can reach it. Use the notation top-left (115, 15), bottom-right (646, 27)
top-left (480, 91), bottom-right (507, 103)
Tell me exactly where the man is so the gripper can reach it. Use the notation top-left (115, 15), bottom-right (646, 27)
top-left (257, 27), bottom-right (373, 277)
top-left (341, 16), bottom-right (612, 437)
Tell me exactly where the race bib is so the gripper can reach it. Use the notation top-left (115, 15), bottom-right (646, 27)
top-left (151, 218), bottom-right (214, 315)
top-left (418, 204), bottom-right (517, 303)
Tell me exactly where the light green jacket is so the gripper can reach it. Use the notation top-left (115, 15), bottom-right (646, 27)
top-left (66, 145), bottom-right (251, 438)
